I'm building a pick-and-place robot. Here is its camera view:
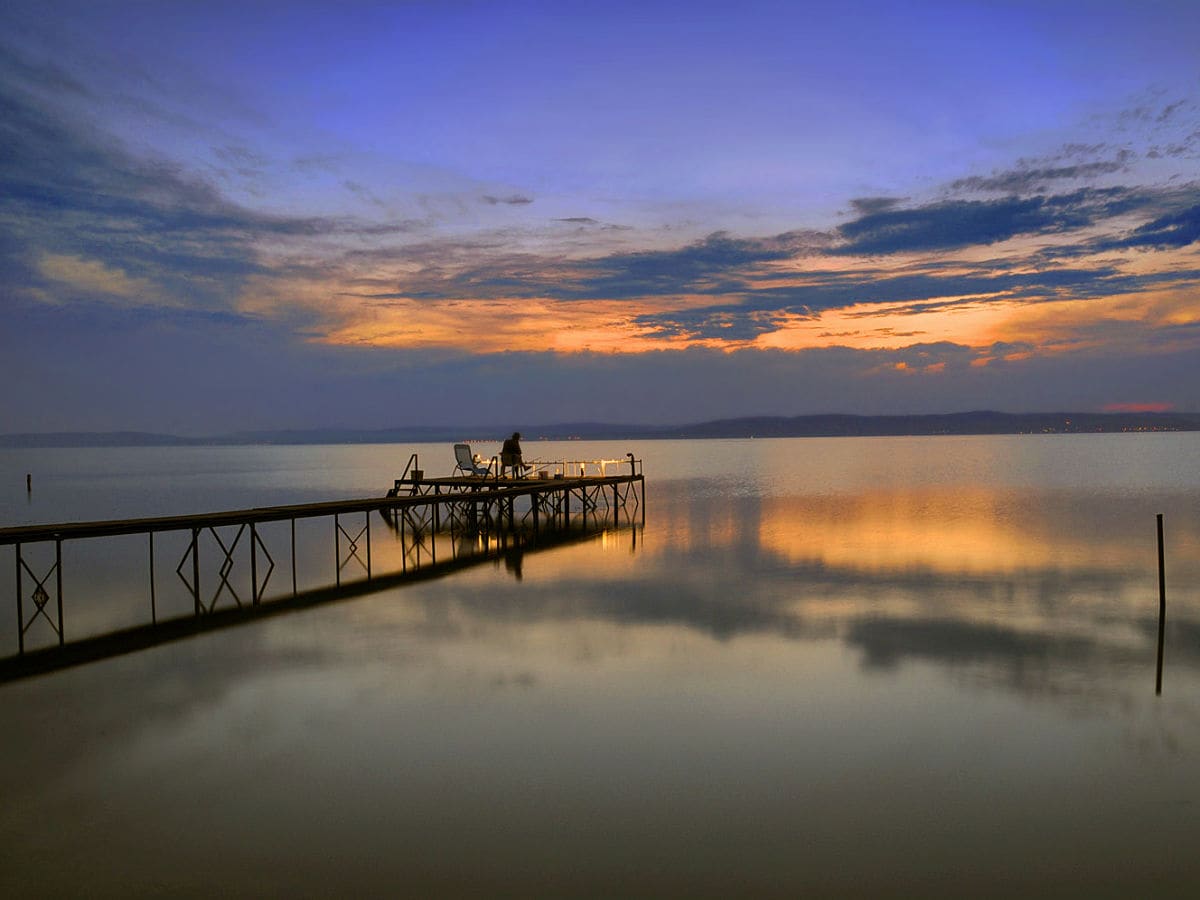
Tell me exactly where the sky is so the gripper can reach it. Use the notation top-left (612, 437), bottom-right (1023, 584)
top-left (2, 0), bottom-right (1199, 434)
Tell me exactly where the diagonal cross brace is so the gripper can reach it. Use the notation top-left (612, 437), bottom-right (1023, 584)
top-left (206, 524), bottom-right (246, 611)
top-left (250, 524), bottom-right (275, 604)
top-left (18, 555), bottom-right (61, 639)
top-left (337, 520), bottom-right (368, 572)
top-left (176, 525), bottom-right (249, 613)
top-left (335, 512), bottom-right (372, 584)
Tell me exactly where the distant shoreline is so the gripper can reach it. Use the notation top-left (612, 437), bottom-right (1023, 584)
top-left (3, 411), bottom-right (1199, 448)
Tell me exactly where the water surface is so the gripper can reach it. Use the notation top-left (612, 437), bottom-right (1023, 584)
top-left (2, 435), bottom-right (1199, 897)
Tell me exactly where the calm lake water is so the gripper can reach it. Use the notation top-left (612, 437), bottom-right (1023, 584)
top-left (2, 435), bottom-right (1199, 897)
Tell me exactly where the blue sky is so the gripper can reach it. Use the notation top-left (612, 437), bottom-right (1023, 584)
top-left (2, 0), bottom-right (1199, 433)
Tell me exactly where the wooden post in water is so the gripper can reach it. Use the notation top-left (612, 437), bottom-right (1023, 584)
top-left (1156, 513), bottom-right (1166, 695)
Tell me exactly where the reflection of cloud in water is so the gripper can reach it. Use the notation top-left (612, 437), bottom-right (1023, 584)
top-left (4, 472), bottom-right (1200, 897)
top-left (384, 477), bottom-right (1200, 709)
top-left (654, 482), bottom-right (1200, 581)
top-left (429, 568), bottom-right (1178, 676)
top-left (3, 477), bottom-right (1198, 791)
top-left (846, 614), bottom-right (1135, 676)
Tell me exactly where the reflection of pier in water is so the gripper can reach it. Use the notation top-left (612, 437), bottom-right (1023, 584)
top-left (0, 465), bottom-right (644, 681)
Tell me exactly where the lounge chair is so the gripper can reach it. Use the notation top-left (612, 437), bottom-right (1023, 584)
top-left (453, 443), bottom-right (493, 477)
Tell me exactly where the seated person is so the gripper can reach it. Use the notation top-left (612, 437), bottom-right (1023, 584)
top-left (500, 431), bottom-right (525, 477)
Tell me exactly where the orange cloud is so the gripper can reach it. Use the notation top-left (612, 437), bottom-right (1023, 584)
top-left (234, 222), bottom-right (1200, 367)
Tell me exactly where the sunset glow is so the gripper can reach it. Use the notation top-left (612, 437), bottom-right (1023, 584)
top-left (2, 1), bottom-right (1198, 432)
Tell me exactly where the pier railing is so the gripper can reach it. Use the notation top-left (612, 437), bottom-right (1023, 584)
top-left (0, 464), bottom-right (643, 677)
top-left (402, 451), bottom-right (642, 484)
top-left (526, 455), bottom-right (643, 478)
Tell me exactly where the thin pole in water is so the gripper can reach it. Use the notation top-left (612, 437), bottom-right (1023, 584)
top-left (1156, 513), bottom-right (1166, 695)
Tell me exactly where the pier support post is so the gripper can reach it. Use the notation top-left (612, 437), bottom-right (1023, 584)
top-left (15, 543), bottom-right (23, 655)
top-left (55, 539), bottom-right (63, 646)
top-left (291, 519), bottom-right (297, 598)
top-left (251, 523), bottom-right (259, 605)
top-left (400, 511), bottom-right (407, 574)
top-left (149, 532), bottom-right (157, 624)
top-left (191, 528), bottom-right (201, 616)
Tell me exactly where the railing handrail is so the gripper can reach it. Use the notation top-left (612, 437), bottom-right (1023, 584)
top-left (525, 457), bottom-right (628, 465)
top-left (400, 452), bottom-right (419, 481)
top-left (522, 455), bottom-right (641, 478)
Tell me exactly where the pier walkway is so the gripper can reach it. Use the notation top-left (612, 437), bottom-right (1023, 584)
top-left (0, 456), bottom-right (643, 680)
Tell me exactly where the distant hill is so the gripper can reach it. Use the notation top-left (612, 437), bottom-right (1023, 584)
top-left (2, 411), bottom-right (1198, 448)
top-left (653, 411), bottom-right (1200, 438)
top-left (0, 431), bottom-right (194, 448)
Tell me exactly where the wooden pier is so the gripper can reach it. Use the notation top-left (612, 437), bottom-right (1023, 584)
top-left (0, 457), bottom-right (643, 680)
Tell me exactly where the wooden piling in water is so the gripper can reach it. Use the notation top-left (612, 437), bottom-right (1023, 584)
top-left (1156, 513), bottom-right (1166, 695)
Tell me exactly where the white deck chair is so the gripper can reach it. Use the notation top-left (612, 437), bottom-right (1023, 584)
top-left (453, 443), bottom-right (493, 477)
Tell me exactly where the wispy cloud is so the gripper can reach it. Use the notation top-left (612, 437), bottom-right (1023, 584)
top-left (949, 160), bottom-right (1128, 194)
top-left (1102, 203), bottom-right (1200, 250)
top-left (831, 188), bottom-right (1172, 255)
top-left (848, 197), bottom-right (904, 215)
top-left (0, 70), bottom-right (422, 320)
top-left (481, 193), bottom-right (534, 206)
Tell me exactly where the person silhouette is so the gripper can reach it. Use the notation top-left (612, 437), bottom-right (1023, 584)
top-left (500, 431), bottom-right (524, 478)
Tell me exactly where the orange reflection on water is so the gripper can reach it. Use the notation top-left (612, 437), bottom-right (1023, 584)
top-left (749, 488), bottom-right (1174, 577)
